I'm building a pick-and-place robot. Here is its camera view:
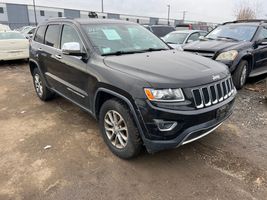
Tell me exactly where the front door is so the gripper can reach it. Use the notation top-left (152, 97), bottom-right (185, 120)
top-left (55, 24), bottom-right (90, 108)
top-left (253, 26), bottom-right (267, 74)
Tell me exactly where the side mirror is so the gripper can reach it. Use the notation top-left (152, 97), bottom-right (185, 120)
top-left (199, 36), bottom-right (205, 40)
top-left (62, 42), bottom-right (86, 57)
top-left (187, 40), bottom-right (194, 43)
top-left (255, 38), bottom-right (267, 46)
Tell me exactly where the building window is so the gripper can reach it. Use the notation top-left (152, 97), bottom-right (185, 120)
top-left (126, 18), bottom-right (129, 21)
top-left (102, 16), bottom-right (106, 19)
top-left (40, 10), bottom-right (45, 16)
top-left (136, 19), bottom-right (140, 23)
top-left (0, 7), bottom-right (4, 14)
top-left (58, 12), bottom-right (62, 17)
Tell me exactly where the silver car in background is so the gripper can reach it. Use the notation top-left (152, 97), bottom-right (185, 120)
top-left (162, 30), bottom-right (207, 50)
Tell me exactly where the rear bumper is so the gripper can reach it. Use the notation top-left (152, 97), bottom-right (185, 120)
top-left (0, 50), bottom-right (29, 61)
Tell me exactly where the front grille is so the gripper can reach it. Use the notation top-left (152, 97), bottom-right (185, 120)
top-left (192, 77), bottom-right (235, 109)
top-left (184, 50), bottom-right (215, 58)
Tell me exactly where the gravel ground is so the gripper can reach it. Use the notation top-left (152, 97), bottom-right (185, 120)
top-left (0, 61), bottom-right (266, 200)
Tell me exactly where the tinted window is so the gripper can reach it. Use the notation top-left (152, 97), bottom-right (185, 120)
top-left (34, 26), bottom-right (46, 43)
top-left (58, 12), bottom-right (62, 17)
top-left (200, 32), bottom-right (207, 36)
top-left (151, 26), bottom-right (175, 37)
top-left (40, 10), bottom-right (45, 16)
top-left (44, 25), bottom-right (60, 48)
top-left (0, 7), bottom-right (4, 13)
top-left (257, 27), bottom-right (267, 40)
top-left (187, 32), bottom-right (200, 42)
top-left (60, 25), bottom-right (83, 49)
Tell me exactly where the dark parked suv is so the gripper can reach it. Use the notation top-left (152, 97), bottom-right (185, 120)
top-left (29, 18), bottom-right (236, 159)
top-left (183, 20), bottom-right (267, 89)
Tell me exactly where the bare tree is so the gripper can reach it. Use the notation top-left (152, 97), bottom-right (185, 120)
top-left (234, 0), bottom-right (262, 20)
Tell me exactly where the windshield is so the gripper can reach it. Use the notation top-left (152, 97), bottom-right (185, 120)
top-left (0, 32), bottom-right (25, 40)
top-left (206, 25), bottom-right (257, 41)
top-left (82, 23), bottom-right (170, 55)
top-left (163, 32), bottom-right (188, 44)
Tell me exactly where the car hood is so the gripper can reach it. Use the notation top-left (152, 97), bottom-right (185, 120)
top-left (183, 39), bottom-right (246, 52)
top-left (103, 50), bottom-right (229, 88)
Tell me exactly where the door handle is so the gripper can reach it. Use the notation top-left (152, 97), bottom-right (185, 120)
top-left (55, 54), bottom-right (62, 59)
top-left (38, 48), bottom-right (42, 51)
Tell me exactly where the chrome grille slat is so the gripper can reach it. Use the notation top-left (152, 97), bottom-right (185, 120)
top-left (192, 77), bottom-right (235, 109)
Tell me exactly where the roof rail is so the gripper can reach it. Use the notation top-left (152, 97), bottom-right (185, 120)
top-left (45, 17), bottom-right (68, 21)
top-left (222, 19), bottom-right (267, 25)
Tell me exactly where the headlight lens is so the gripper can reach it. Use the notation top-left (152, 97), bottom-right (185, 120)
top-left (144, 88), bottom-right (185, 102)
top-left (216, 50), bottom-right (238, 61)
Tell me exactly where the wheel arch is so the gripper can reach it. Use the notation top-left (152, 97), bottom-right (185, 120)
top-left (93, 87), bottom-right (146, 141)
top-left (29, 59), bottom-right (49, 86)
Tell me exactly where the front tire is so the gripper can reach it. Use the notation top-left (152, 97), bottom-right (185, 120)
top-left (99, 99), bottom-right (142, 159)
top-left (32, 68), bottom-right (55, 101)
top-left (232, 60), bottom-right (248, 90)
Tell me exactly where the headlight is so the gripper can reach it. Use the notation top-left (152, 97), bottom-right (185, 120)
top-left (144, 88), bottom-right (185, 102)
top-left (216, 50), bottom-right (238, 61)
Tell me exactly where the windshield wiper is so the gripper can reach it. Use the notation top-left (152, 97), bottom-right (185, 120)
top-left (102, 48), bottom-right (169, 56)
top-left (141, 48), bottom-right (169, 52)
top-left (102, 50), bottom-right (142, 56)
top-left (217, 36), bottom-right (239, 42)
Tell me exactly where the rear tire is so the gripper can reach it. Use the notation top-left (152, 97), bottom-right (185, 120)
top-left (99, 99), bottom-right (142, 159)
top-left (232, 60), bottom-right (248, 90)
top-left (32, 68), bottom-right (55, 101)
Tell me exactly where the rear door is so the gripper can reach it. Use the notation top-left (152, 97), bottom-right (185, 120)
top-left (41, 24), bottom-right (63, 91)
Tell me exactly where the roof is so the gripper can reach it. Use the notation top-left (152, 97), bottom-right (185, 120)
top-left (171, 30), bottom-right (207, 34)
top-left (222, 19), bottom-right (267, 25)
top-left (40, 18), bottom-right (135, 25)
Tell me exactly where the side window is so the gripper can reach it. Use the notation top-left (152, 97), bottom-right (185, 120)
top-left (187, 33), bottom-right (200, 42)
top-left (257, 27), bottom-right (267, 40)
top-left (34, 26), bottom-right (46, 43)
top-left (60, 25), bottom-right (83, 49)
top-left (200, 32), bottom-right (207, 37)
top-left (44, 25), bottom-right (60, 48)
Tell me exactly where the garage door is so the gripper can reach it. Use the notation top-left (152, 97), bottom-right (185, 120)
top-left (6, 4), bottom-right (29, 29)
top-left (64, 9), bottom-right (80, 18)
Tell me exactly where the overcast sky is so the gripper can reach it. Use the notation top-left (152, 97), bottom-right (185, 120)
top-left (1, 0), bottom-right (267, 23)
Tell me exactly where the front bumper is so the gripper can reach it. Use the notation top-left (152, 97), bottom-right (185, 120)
top-left (136, 92), bottom-right (235, 153)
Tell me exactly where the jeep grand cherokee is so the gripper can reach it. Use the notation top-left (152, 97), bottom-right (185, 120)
top-left (29, 18), bottom-right (236, 159)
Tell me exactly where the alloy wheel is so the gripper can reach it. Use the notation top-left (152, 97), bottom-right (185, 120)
top-left (240, 65), bottom-right (247, 87)
top-left (34, 74), bottom-right (43, 97)
top-left (104, 110), bottom-right (128, 149)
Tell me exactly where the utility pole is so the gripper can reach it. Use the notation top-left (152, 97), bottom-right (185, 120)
top-left (101, 0), bottom-right (104, 13)
top-left (33, 0), bottom-right (37, 26)
top-left (182, 11), bottom-right (187, 22)
top-left (167, 5), bottom-right (170, 25)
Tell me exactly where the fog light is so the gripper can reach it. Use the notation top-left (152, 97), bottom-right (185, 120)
top-left (154, 119), bottom-right (177, 132)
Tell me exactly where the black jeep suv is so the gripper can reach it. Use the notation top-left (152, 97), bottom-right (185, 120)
top-left (183, 20), bottom-right (267, 89)
top-left (29, 18), bottom-right (236, 159)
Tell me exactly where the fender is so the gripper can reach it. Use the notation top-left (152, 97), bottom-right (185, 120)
top-left (230, 50), bottom-right (254, 72)
top-left (94, 87), bottom-right (146, 142)
top-left (29, 58), bottom-right (50, 87)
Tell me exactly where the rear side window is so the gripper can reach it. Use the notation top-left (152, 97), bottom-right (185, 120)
top-left (44, 25), bottom-right (60, 48)
top-left (34, 26), bottom-right (46, 43)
